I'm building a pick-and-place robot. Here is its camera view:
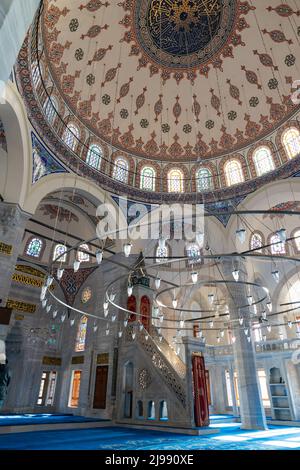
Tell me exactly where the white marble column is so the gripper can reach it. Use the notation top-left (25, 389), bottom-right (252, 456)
top-left (221, 257), bottom-right (267, 430)
top-left (0, 202), bottom-right (31, 307)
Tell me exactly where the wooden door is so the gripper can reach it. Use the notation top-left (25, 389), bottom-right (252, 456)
top-left (93, 366), bottom-right (108, 409)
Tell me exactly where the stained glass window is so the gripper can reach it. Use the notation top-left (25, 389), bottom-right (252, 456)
top-left (282, 127), bottom-right (300, 159)
top-left (186, 243), bottom-right (202, 265)
top-left (77, 243), bottom-right (90, 262)
top-left (156, 244), bottom-right (169, 263)
top-left (196, 168), bottom-right (213, 192)
top-left (141, 166), bottom-right (156, 191)
top-left (293, 229), bottom-right (300, 252)
top-left (253, 146), bottom-right (275, 176)
top-left (250, 232), bottom-right (263, 253)
top-left (63, 123), bottom-right (79, 151)
top-left (224, 160), bottom-right (244, 186)
top-left (75, 316), bottom-right (88, 352)
top-left (113, 157), bottom-right (129, 183)
top-left (168, 169), bottom-right (184, 193)
top-left (81, 287), bottom-right (92, 304)
top-left (26, 237), bottom-right (43, 258)
top-left (43, 97), bottom-right (58, 125)
top-left (53, 244), bottom-right (67, 262)
top-left (270, 233), bottom-right (286, 255)
top-left (86, 144), bottom-right (103, 170)
top-left (32, 63), bottom-right (42, 87)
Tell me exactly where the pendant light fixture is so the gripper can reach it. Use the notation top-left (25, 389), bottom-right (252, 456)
top-left (266, 301), bottom-right (272, 312)
top-left (236, 228), bottom-right (246, 244)
top-left (96, 249), bottom-right (103, 265)
top-left (57, 268), bottom-right (64, 280)
top-left (123, 242), bottom-right (132, 257)
top-left (191, 271), bottom-right (198, 284)
top-left (172, 298), bottom-right (178, 309)
top-left (155, 275), bottom-right (161, 290)
top-left (272, 269), bottom-right (280, 283)
top-left (196, 231), bottom-right (204, 248)
top-left (127, 283), bottom-right (133, 297)
top-left (277, 228), bottom-right (287, 242)
top-left (208, 293), bottom-right (214, 305)
top-left (73, 260), bottom-right (80, 273)
top-left (232, 269), bottom-right (239, 282)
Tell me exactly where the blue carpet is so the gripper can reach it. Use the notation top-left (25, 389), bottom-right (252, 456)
top-left (0, 413), bottom-right (108, 427)
top-left (0, 419), bottom-right (300, 450)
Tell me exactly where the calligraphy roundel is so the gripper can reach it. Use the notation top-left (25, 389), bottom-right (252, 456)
top-left (134, 0), bottom-right (237, 69)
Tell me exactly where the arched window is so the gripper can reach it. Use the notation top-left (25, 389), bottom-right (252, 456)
top-left (63, 123), bottom-right (79, 151)
top-left (75, 315), bottom-right (88, 352)
top-left (168, 169), bottom-right (184, 193)
top-left (113, 157), bottom-right (129, 183)
top-left (196, 168), bottom-right (213, 192)
top-left (282, 127), bottom-right (300, 159)
top-left (186, 243), bottom-right (202, 265)
top-left (224, 160), bottom-right (244, 186)
top-left (270, 233), bottom-right (286, 255)
top-left (77, 243), bottom-right (90, 262)
top-left (26, 237), bottom-right (44, 258)
top-left (141, 166), bottom-right (156, 191)
top-left (250, 232), bottom-right (263, 253)
top-left (32, 62), bottom-right (42, 87)
top-left (43, 97), bottom-right (58, 125)
top-left (53, 244), bottom-right (67, 263)
top-left (253, 146), bottom-right (275, 176)
top-left (159, 400), bottom-right (168, 420)
top-left (147, 400), bottom-right (155, 420)
top-left (293, 229), bottom-right (300, 252)
top-left (156, 244), bottom-right (169, 263)
top-left (86, 144), bottom-right (103, 170)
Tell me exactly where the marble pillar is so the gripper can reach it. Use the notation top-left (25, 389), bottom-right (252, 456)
top-left (0, 202), bottom-right (31, 307)
top-left (221, 257), bottom-right (267, 430)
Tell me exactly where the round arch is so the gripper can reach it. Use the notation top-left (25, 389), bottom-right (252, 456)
top-left (0, 81), bottom-right (32, 207)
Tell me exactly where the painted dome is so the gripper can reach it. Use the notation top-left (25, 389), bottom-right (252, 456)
top-left (16, 0), bottom-right (300, 202)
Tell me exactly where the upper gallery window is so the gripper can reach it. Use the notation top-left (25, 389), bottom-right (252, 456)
top-left (156, 244), bottom-right (169, 263)
top-left (43, 96), bottom-right (58, 125)
top-left (77, 243), bottom-right (90, 262)
top-left (113, 157), bottom-right (129, 183)
top-left (253, 146), bottom-right (275, 176)
top-left (270, 233), bottom-right (286, 255)
top-left (168, 169), bottom-right (184, 193)
top-left (53, 244), bottom-right (67, 263)
top-left (63, 123), bottom-right (80, 151)
top-left (86, 144), bottom-right (103, 170)
top-left (75, 316), bottom-right (88, 352)
top-left (292, 229), bottom-right (300, 252)
top-left (282, 127), bottom-right (300, 159)
top-left (186, 243), bottom-right (202, 265)
top-left (141, 166), bottom-right (156, 191)
top-left (250, 232), bottom-right (263, 253)
top-left (224, 160), bottom-right (244, 186)
top-left (26, 237), bottom-right (44, 259)
top-left (196, 168), bottom-right (213, 192)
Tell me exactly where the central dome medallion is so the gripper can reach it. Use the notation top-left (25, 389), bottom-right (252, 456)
top-left (135, 0), bottom-right (237, 69)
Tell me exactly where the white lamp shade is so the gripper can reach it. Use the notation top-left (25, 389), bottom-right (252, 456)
top-left (277, 228), bottom-right (287, 242)
top-left (196, 232), bottom-right (204, 247)
top-left (236, 228), bottom-right (246, 244)
top-left (191, 272), bottom-right (198, 284)
top-left (96, 249), bottom-right (103, 265)
top-left (127, 285), bottom-right (133, 297)
top-left (155, 276), bottom-right (161, 290)
top-left (73, 260), bottom-right (81, 273)
top-left (232, 269), bottom-right (239, 282)
top-left (123, 243), bottom-right (132, 257)
top-left (172, 299), bottom-right (178, 309)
